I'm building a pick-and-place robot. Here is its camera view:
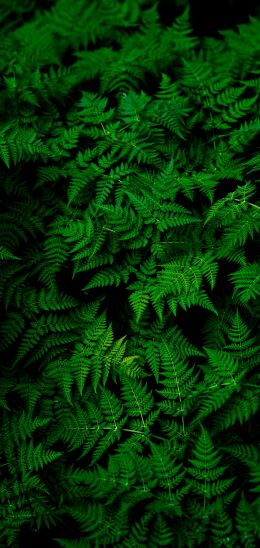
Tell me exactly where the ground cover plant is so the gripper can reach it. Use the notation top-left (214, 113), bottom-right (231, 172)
top-left (0, 0), bottom-right (259, 546)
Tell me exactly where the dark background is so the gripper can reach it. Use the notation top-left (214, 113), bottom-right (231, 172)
top-left (1, 0), bottom-right (260, 37)
top-left (159, 0), bottom-right (260, 35)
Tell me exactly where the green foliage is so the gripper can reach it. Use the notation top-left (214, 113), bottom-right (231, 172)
top-left (186, 427), bottom-right (235, 506)
top-left (0, 1), bottom-right (259, 546)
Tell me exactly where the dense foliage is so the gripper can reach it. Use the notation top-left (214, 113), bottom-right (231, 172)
top-left (0, 0), bottom-right (259, 546)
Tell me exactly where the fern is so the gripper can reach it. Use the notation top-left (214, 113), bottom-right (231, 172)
top-left (39, 234), bottom-right (70, 289)
top-left (66, 502), bottom-right (105, 537)
top-left (121, 375), bottom-right (154, 429)
top-left (185, 426), bottom-right (235, 515)
top-left (209, 497), bottom-right (235, 547)
top-left (212, 387), bottom-right (259, 433)
top-left (19, 439), bottom-right (62, 474)
top-left (223, 309), bottom-right (260, 368)
top-left (221, 442), bottom-right (259, 467)
top-left (229, 262), bottom-right (260, 304)
top-left (0, 2), bottom-right (260, 546)
top-left (236, 492), bottom-right (259, 548)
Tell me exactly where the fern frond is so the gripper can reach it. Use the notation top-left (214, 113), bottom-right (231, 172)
top-left (149, 514), bottom-right (174, 546)
top-left (19, 439), bottom-right (62, 473)
top-left (236, 492), bottom-right (258, 548)
top-left (223, 309), bottom-right (260, 364)
top-left (0, 245), bottom-right (21, 260)
top-left (67, 502), bottom-right (105, 536)
top-left (209, 497), bottom-right (234, 547)
top-left (0, 378), bottom-right (14, 410)
top-left (248, 460), bottom-right (260, 494)
top-left (221, 442), bottom-right (259, 467)
top-left (203, 347), bottom-right (240, 388)
top-left (186, 426), bottom-right (235, 514)
top-left (229, 262), bottom-right (260, 304)
top-left (0, 311), bottom-right (25, 351)
top-left (212, 388), bottom-right (259, 433)
top-left (39, 234), bottom-right (69, 289)
top-left (121, 376), bottom-right (154, 427)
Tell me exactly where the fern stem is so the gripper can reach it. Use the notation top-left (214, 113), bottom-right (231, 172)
top-left (234, 199), bottom-right (260, 210)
